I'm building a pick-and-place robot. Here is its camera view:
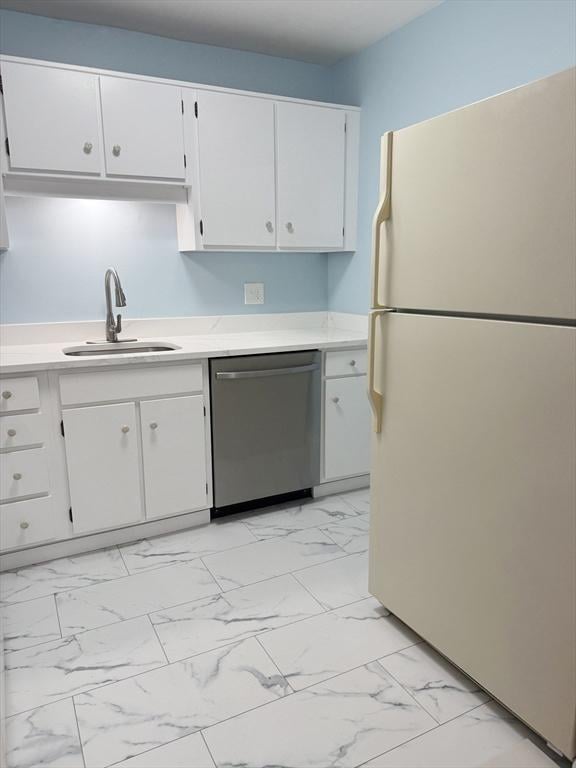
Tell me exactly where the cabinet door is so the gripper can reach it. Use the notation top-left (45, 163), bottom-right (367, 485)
top-left (2, 62), bottom-right (101, 174)
top-left (63, 403), bottom-right (143, 534)
top-left (276, 102), bottom-right (345, 249)
top-left (324, 377), bottom-right (370, 480)
top-left (100, 77), bottom-right (185, 179)
top-left (197, 92), bottom-right (276, 248)
top-left (140, 396), bottom-right (207, 519)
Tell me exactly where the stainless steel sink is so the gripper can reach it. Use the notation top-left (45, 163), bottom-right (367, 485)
top-left (63, 341), bottom-right (181, 357)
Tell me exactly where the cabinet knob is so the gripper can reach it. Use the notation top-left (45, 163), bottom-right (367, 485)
top-left (7, 428), bottom-right (16, 437)
top-left (83, 142), bottom-right (93, 155)
top-left (286, 222), bottom-right (294, 233)
top-left (13, 472), bottom-right (22, 480)
top-left (121, 425), bottom-right (130, 434)
top-left (112, 145), bottom-right (121, 157)
top-left (2, 391), bottom-right (12, 399)
top-left (265, 221), bottom-right (274, 233)
top-left (20, 521), bottom-right (29, 530)
top-left (332, 396), bottom-right (340, 404)
top-left (349, 360), bottom-right (356, 367)
top-left (150, 422), bottom-right (158, 430)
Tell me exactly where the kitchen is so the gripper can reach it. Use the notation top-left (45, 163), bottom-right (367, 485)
top-left (0, 1), bottom-right (574, 767)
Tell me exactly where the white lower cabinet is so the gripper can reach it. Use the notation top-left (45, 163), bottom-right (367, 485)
top-left (324, 375), bottom-right (371, 481)
top-left (140, 396), bottom-right (207, 519)
top-left (63, 402), bottom-right (143, 534)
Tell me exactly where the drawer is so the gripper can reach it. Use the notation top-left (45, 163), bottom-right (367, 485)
top-left (325, 349), bottom-right (368, 377)
top-left (0, 496), bottom-right (65, 551)
top-left (60, 363), bottom-right (203, 406)
top-left (0, 413), bottom-right (47, 450)
top-left (0, 376), bottom-right (40, 413)
top-left (0, 448), bottom-right (50, 501)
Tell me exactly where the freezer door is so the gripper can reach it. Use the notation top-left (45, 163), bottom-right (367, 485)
top-left (369, 312), bottom-right (576, 758)
top-left (374, 67), bottom-right (576, 319)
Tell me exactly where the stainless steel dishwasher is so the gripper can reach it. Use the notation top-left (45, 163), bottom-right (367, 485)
top-left (210, 351), bottom-right (321, 514)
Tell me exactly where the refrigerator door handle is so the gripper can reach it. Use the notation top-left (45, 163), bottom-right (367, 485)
top-left (368, 309), bottom-right (393, 433)
top-left (371, 132), bottom-right (393, 310)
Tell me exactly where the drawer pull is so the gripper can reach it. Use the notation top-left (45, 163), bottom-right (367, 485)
top-left (7, 428), bottom-right (17, 437)
top-left (13, 472), bottom-right (22, 480)
top-left (2, 391), bottom-right (12, 399)
top-left (150, 422), bottom-right (158, 430)
top-left (121, 425), bottom-right (130, 434)
top-left (332, 396), bottom-right (340, 404)
top-left (20, 521), bottom-right (29, 530)
top-left (112, 144), bottom-right (121, 157)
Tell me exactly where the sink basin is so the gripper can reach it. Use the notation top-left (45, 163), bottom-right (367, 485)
top-left (63, 341), bottom-right (181, 357)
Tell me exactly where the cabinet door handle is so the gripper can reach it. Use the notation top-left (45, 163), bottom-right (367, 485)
top-left (150, 422), bottom-right (158, 430)
top-left (83, 142), bottom-right (93, 154)
top-left (2, 391), bottom-right (12, 399)
top-left (7, 428), bottom-right (16, 437)
top-left (13, 472), bottom-right (22, 480)
top-left (349, 360), bottom-right (356, 367)
top-left (20, 521), bottom-right (29, 530)
top-left (265, 221), bottom-right (274, 233)
top-left (332, 396), bottom-right (340, 404)
top-left (121, 425), bottom-right (130, 433)
top-left (112, 145), bottom-right (121, 157)
top-left (286, 222), bottom-right (294, 233)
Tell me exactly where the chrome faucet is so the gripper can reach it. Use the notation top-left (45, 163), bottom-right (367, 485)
top-left (104, 268), bottom-right (126, 343)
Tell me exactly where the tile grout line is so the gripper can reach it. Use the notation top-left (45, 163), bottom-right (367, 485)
top-left (254, 634), bottom-right (295, 696)
top-left (71, 696), bottom-right (88, 768)
top-left (146, 613), bottom-right (170, 667)
top-left (200, 729), bottom-right (218, 768)
top-left (355, 699), bottom-right (500, 768)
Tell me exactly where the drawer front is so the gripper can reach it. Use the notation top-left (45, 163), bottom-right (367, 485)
top-left (1, 496), bottom-right (65, 551)
top-left (325, 349), bottom-right (367, 377)
top-left (60, 364), bottom-right (203, 406)
top-left (0, 376), bottom-right (40, 413)
top-left (0, 448), bottom-right (50, 501)
top-left (0, 413), bottom-right (47, 450)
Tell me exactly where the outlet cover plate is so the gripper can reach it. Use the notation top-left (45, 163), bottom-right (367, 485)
top-left (244, 282), bottom-right (265, 305)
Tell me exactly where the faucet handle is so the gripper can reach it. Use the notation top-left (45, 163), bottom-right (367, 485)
top-left (116, 314), bottom-right (122, 334)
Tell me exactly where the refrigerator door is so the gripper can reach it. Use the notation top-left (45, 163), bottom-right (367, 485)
top-left (369, 312), bottom-right (576, 759)
top-left (374, 67), bottom-right (576, 319)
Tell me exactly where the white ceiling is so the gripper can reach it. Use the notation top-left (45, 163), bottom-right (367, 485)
top-left (0, 0), bottom-right (443, 65)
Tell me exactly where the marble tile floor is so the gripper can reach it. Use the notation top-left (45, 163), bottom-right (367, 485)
top-left (0, 490), bottom-right (560, 768)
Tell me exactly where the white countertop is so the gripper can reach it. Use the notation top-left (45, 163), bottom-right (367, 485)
top-left (0, 313), bottom-right (368, 374)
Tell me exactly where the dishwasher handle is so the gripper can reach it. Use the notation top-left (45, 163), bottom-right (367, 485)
top-left (215, 363), bottom-right (319, 380)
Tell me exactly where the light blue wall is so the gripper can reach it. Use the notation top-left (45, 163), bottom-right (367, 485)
top-left (0, 9), bottom-right (332, 323)
top-left (328, 0), bottom-right (576, 313)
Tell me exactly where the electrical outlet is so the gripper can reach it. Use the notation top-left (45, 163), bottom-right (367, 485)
top-left (244, 282), bottom-right (265, 305)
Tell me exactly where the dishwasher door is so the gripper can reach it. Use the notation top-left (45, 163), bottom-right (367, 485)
top-left (210, 351), bottom-right (321, 510)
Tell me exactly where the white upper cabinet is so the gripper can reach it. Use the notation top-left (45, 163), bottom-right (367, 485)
top-left (276, 102), bottom-right (346, 250)
top-left (2, 61), bottom-right (101, 174)
top-left (100, 77), bottom-right (186, 180)
top-left (196, 91), bottom-right (276, 248)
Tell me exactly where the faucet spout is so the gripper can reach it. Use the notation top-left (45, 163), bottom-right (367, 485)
top-left (105, 268), bottom-right (127, 342)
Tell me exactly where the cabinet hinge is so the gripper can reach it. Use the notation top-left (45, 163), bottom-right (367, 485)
top-left (0, 75), bottom-right (3, 94)
top-left (4, 137), bottom-right (9, 157)
top-left (60, 420), bottom-right (65, 437)
top-left (68, 507), bottom-right (73, 523)
top-left (344, 121), bottom-right (347, 133)
top-left (199, 219), bottom-right (204, 236)
top-left (205, 482), bottom-right (208, 494)
top-left (181, 99), bottom-right (184, 114)
top-left (342, 226), bottom-right (345, 236)
top-left (183, 154), bottom-right (187, 168)
top-left (194, 101), bottom-right (198, 118)
top-left (203, 405), bottom-right (206, 417)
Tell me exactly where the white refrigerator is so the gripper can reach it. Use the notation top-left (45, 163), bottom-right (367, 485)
top-left (368, 67), bottom-right (576, 760)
